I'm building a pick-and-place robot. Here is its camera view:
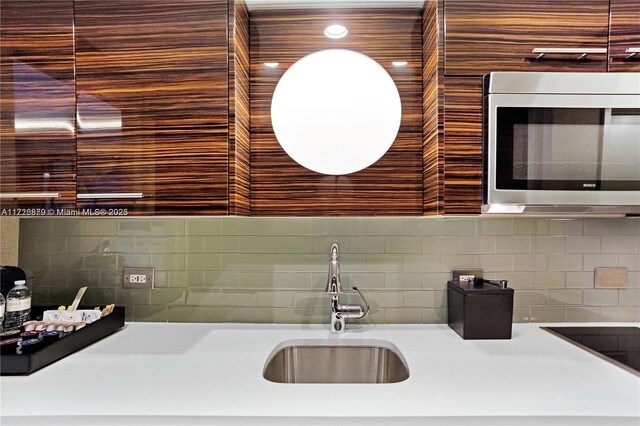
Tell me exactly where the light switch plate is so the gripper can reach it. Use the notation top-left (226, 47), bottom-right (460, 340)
top-left (123, 267), bottom-right (154, 289)
top-left (595, 267), bottom-right (627, 289)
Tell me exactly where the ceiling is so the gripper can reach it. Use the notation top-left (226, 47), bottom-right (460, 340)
top-left (245, 0), bottom-right (425, 10)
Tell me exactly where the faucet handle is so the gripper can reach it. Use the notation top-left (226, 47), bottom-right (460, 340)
top-left (352, 286), bottom-right (370, 318)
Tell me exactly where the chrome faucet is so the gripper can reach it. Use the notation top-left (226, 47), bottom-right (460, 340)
top-left (325, 242), bottom-right (369, 334)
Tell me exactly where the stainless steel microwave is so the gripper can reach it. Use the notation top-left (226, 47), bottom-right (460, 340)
top-left (483, 72), bottom-right (640, 216)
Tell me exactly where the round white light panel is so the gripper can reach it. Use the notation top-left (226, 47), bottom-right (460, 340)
top-left (270, 49), bottom-right (402, 175)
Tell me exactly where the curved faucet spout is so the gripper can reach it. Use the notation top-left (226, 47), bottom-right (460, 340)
top-left (326, 242), bottom-right (341, 294)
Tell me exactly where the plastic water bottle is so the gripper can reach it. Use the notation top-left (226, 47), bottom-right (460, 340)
top-left (0, 292), bottom-right (5, 332)
top-left (4, 280), bottom-right (31, 330)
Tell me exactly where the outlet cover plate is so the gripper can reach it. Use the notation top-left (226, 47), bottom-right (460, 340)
top-left (123, 267), bottom-right (154, 289)
top-left (451, 269), bottom-right (484, 282)
top-left (595, 267), bottom-right (627, 289)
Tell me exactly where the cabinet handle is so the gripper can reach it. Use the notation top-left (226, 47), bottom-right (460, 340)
top-left (77, 193), bottom-right (144, 199)
top-left (531, 48), bottom-right (607, 60)
top-left (0, 192), bottom-right (61, 199)
top-left (625, 47), bottom-right (640, 60)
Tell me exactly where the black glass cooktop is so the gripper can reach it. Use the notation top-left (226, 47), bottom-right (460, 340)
top-left (543, 326), bottom-right (640, 375)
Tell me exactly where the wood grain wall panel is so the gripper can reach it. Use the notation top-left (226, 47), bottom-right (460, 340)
top-left (0, 0), bottom-right (76, 209)
top-left (444, 0), bottom-right (610, 76)
top-left (422, 0), bottom-right (444, 215)
top-left (74, 0), bottom-right (228, 215)
top-left (608, 0), bottom-right (640, 72)
top-left (444, 77), bottom-right (483, 215)
top-left (229, 0), bottom-right (251, 215)
top-left (250, 9), bottom-right (423, 216)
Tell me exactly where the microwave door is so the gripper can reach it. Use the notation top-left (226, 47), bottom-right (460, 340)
top-left (486, 94), bottom-right (640, 208)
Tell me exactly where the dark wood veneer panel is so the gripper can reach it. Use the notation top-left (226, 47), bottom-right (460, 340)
top-left (445, 0), bottom-right (610, 76)
top-left (422, 0), bottom-right (445, 215)
top-left (444, 77), bottom-right (483, 215)
top-left (250, 8), bottom-right (423, 216)
top-left (74, 0), bottom-right (228, 215)
top-left (608, 0), bottom-right (640, 72)
top-left (229, 0), bottom-right (251, 215)
top-left (0, 0), bottom-right (76, 209)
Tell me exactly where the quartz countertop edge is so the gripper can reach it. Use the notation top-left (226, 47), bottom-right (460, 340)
top-left (1, 322), bottom-right (639, 426)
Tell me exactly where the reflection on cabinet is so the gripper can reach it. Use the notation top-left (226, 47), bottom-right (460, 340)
top-left (0, 0), bottom-right (76, 209)
top-left (74, 0), bottom-right (229, 215)
top-left (444, 0), bottom-right (610, 76)
top-left (609, 0), bottom-right (640, 72)
top-left (250, 8), bottom-right (423, 216)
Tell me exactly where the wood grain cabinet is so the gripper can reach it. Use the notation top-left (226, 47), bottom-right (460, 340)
top-left (74, 0), bottom-right (229, 215)
top-left (0, 0), bottom-right (76, 210)
top-left (444, 0), bottom-right (611, 76)
top-left (608, 0), bottom-right (640, 72)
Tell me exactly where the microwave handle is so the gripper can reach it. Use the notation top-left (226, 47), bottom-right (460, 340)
top-left (531, 47), bottom-right (607, 60)
top-left (609, 47), bottom-right (640, 61)
top-left (77, 193), bottom-right (144, 199)
top-left (0, 192), bottom-right (61, 199)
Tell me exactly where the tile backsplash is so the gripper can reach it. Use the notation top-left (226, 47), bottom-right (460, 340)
top-left (17, 217), bottom-right (640, 323)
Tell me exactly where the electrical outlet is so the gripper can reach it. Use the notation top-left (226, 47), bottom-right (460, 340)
top-left (123, 267), bottom-right (154, 289)
top-left (451, 269), bottom-right (484, 282)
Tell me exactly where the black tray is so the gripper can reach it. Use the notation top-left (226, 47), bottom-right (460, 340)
top-left (1, 305), bottom-right (125, 375)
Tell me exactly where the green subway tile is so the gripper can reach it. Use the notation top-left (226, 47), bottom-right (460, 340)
top-left (135, 237), bottom-right (194, 254)
top-left (48, 219), bottom-right (85, 236)
top-left (84, 254), bottom-right (118, 271)
top-left (529, 307), bottom-right (565, 322)
top-left (421, 307), bottom-right (447, 323)
top-left (531, 272), bottom-right (565, 288)
top-left (433, 290), bottom-right (447, 307)
top-left (441, 219), bottom-right (477, 236)
top-left (403, 218), bottom-right (441, 236)
top-left (290, 218), bottom-right (330, 235)
top-left (31, 287), bottom-right (50, 305)
top-left (346, 272), bottom-right (385, 290)
top-left (274, 236), bottom-right (312, 254)
top-left (366, 218), bottom-right (405, 236)
top-left (150, 220), bottom-right (185, 236)
top-left (168, 306), bottom-right (203, 323)
top-left (439, 255), bottom-right (479, 272)
top-left (221, 218), bottom-right (256, 235)
top-left (201, 307), bottom-right (234, 322)
top-left (402, 291), bottom-right (435, 307)
top-left (257, 254), bottom-right (295, 271)
top-left (228, 307), bottom-right (275, 323)
top-left (151, 288), bottom-right (186, 305)
top-left (366, 291), bottom-right (403, 308)
top-left (421, 272), bottom-right (450, 290)
top-left (168, 271), bottom-right (204, 288)
top-left (19, 252), bottom-right (51, 270)
top-left (494, 236), bottom-right (530, 254)
top-left (187, 219), bottom-right (221, 236)
top-left (311, 272), bottom-right (328, 290)
top-left (116, 288), bottom-right (150, 305)
top-left (514, 290), bottom-right (547, 306)
top-left (49, 288), bottom-right (78, 305)
top-left (477, 219), bottom-right (513, 236)
top-left (546, 254), bottom-right (583, 272)
top-left (331, 218), bottom-right (367, 235)
top-left (153, 271), bottom-right (168, 288)
top-left (548, 290), bottom-right (583, 305)
top-left (293, 291), bottom-right (326, 308)
top-left (220, 290), bottom-right (257, 306)
top-left (69, 237), bottom-right (134, 254)
top-left (117, 254), bottom-right (151, 269)
top-left (274, 307), bottom-right (317, 324)
top-left (584, 289), bottom-right (619, 306)
top-left (600, 307), bottom-right (637, 322)
top-left (422, 237), bottom-right (457, 255)
top-left (221, 253), bottom-right (257, 271)
top-left (118, 220), bottom-right (151, 236)
top-left (274, 272), bottom-right (312, 289)
top-left (348, 236), bottom-right (384, 253)
top-left (384, 308), bottom-right (421, 323)
top-left (565, 306), bottom-right (601, 322)
top-left (566, 272), bottom-right (594, 288)
top-left (294, 254), bottom-right (326, 272)
top-left (32, 269), bottom-right (68, 287)
top-left (341, 254), bottom-right (367, 272)
top-left (82, 288), bottom-right (117, 306)
top-left (203, 236), bottom-right (239, 252)
top-left (478, 255), bottom-right (512, 272)
top-left (203, 271), bottom-right (273, 289)
top-left (513, 307), bottom-right (530, 323)
top-left (150, 254), bottom-right (185, 270)
top-left (21, 236), bottom-right (66, 253)
top-left (366, 254), bottom-right (403, 272)
top-left (531, 236), bottom-right (565, 254)
top-left (257, 218), bottom-right (292, 235)
top-left (403, 254), bottom-right (438, 272)
top-left (100, 271), bottom-right (122, 288)
top-left (133, 306), bottom-right (167, 322)
top-left (84, 219), bottom-right (118, 236)
top-left (19, 219), bottom-right (52, 236)
top-left (385, 273), bottom-right (421, 289)
top-left (69, 271), bottom-right (100, 287)
top-left (239, 236), bottom-right (278, 253)
top-left (185, 289), bottom-right (221, 305)
top-left (257, 291), bottom-right (294, 307)
top-left (51, 253), bottom-right (84, 270)
top-left (186, 253), bottom-right (221, 271)
top-left (312, 236), bottom-right (348, 253)
top-left (385, 237), bottom-right (422, 254)
top-left (513, 254), bottom-right (547, 272)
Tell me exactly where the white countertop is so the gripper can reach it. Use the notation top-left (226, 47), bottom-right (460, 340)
top-left (1, 322), bottom-right (639, 426)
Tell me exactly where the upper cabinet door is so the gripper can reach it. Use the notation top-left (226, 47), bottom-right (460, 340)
top-left (0, 0), bottom-right (76, 210)
top-left (74, 0), bottom-right (229, 215)
top-left (608, 0), bottom-right (640, 72)
top-left (444, 0), bottom-right (610, 76)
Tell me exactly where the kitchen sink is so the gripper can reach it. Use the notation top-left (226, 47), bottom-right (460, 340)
top-left (263, 339), bottom-right (409, 384)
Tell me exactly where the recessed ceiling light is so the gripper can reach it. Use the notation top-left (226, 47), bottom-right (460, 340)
top-left (264, 62), bottom-right (279, 68)
top-left (392, 61), bottom-right (408, 67)
top-left (324, 24), bottom-right (348, 39)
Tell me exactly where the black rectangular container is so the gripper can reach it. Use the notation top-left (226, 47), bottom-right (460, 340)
top-left (447, 280), bottom-right (514, 339)
top-left (1, 306), bottom-right (125, 375)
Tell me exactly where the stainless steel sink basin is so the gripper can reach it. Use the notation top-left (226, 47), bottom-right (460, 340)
top-left (263, 339), bottom-right (409, 384)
